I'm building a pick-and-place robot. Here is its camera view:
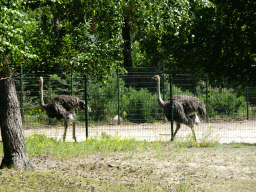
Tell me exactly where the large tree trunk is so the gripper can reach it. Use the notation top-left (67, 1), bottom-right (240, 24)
top-left (0, 58), bottom-right (37, 170)
top-left (122, 18), bottom-right (135, 88)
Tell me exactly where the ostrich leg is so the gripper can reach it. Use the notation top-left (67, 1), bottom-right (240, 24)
top-left (173, 116), bottom-right (197, 141)
top-left (190, 126), bottom-right (196, 140)
top-left (184, 115), bottom-right (197, 140)
top-left (72, 112), bottom-right (77, 142)
top-left (63, 119), bottom-right (68, 141)
top-left (69, 111), bottom-right (76, 142)
top-left (72, 122), bottom-right (77, 142)
top-left (173, 123), bottom-right (181, 140)
top-left (187, 115), bottom-right (196, 140)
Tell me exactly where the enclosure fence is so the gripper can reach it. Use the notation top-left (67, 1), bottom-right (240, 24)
top-left (12, 67), bottom-right (256, 143)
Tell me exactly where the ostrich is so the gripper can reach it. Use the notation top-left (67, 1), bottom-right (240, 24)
top-left (172, 94), bottom-right (206, 140)
top-left (39, 76), bottom-right (89, 142)
top-left (153, 75), bottom-right (206, 140)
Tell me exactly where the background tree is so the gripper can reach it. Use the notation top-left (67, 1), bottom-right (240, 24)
top-left (171, 0), bottom-right (256, 87)
top-left (0, 1), bottom-right (38, 169)
top-left (0, 0), bottom-right (123, 169)
top-left (24, 0), bottom-right (123, 80)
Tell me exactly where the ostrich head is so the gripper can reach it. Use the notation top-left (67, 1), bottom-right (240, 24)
top-left (153, 75), bottom-right (160, 82)
top-left (79, 100), bottom-right (86, 110)
top-left (39, 76), bottom-right (43, 84)
top-left (79, 100), bottom-right (92, 112)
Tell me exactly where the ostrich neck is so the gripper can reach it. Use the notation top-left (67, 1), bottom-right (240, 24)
top-left (157, 79), bottom-right (165, 110)
top-left (40, 80), bottom-right (45, 108)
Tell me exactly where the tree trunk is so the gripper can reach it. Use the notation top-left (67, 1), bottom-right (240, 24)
top-left (0, 57), bottom-right (37, 170)
top-left (122, 18), bottom-right (135, 88)
top-left (54, 13), bottom-right (60, 46)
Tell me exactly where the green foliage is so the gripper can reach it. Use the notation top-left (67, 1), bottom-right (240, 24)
top-left (21, 0), bottom-right (123, 80)
top-left (123, 87), bottom-right (161, 123)
top-left (207, 91), bottom-right (247, 117)
top-left (88, 73), bottom-right (121, 122)
top-left (26, 134), bottom-right (56, 156)
top-left (197, 82), bottom-right (247, 117)
top-left (0, 1), bottom-right (38, 67)
top-left (177, 0), bottom-right (256, 87)
top-left (22, 72), bottom-right (250, 125)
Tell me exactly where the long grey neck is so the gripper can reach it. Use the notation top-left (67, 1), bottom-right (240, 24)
top-left (40, 80), bottom-right (45, 108)
top-left (157, 79), bottom-right (165, 110)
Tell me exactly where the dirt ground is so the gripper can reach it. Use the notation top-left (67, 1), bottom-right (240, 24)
top-left (22, 120), bottom-right (256, 143)
top-left (23, 120), bottom-right (256, 191)
top-left (30, 144), bottom-right (256, 191)
top-left (1, 120), bottom-right (256, 191)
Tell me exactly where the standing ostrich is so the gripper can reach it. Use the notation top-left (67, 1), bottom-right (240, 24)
top-left (39, 76), bottom-right (88, 142)
top-left (153, 75), bottom-right (206, 140)
top-left (172, 94), bottom-right (206, 140)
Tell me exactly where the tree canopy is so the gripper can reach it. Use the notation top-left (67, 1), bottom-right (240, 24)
top-left (1, 0), bottom-right (256, 85)
top-left (179, 0), bottom-right (256, 87)
top-left (1, 0), bottom-right (256, 170)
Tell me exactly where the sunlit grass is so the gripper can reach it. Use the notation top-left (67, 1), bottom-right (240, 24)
top-left (25, 134), bottom-right (148, 159)
top-left (173, 125), bottom-right (220, 148)
top-left (0, 127), bottom-right (221, 160)
top-left (0, 168), bottom-right (132, 192)
top-left (0, 134), bottom-right (255, 191)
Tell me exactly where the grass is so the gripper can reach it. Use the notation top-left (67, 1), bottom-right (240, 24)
top-left (172, 125), bottom-right (220, 149)
top-left (0, 126), bottom-right (224, 160)
top-left (0, 168), bottom-right (133, 192)
top-left (173, 178), bottom-right (190, 192)
top-left (25, 130), bottom-right (220, 160)
top-left (0, 133), bottom-right (255, 191)
top-left (25, 134), bottom-right (148, 158)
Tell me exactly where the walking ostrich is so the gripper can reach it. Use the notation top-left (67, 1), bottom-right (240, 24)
top-left (39, 76), bottom-right (88, 142)
top-left (153, 75), bottom-right (206, 140)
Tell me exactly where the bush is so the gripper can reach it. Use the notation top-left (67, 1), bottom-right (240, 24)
top-left (22, 72), bottom-right (249, 125)
top-left (197, 82), bottom-right (247, 118)
top-left (122, 87), bottom-right (162, 123)
top-left (87, 73), bottom-right (122, 122)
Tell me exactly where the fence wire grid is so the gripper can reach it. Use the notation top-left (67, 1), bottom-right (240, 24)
top-left (10, 67), bottom-right (256, 143)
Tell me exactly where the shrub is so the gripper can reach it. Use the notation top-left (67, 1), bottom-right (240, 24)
top-left (122, 87), bottom-right (161, 123)
top-left (87, 73), bottom-right (123, 122)
top-left (197, 82), bottom-right (247, 118)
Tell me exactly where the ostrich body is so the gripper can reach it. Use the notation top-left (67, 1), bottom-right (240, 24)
top-left (172, 95), bottom-right (206, 140)
top-left (39, 77), bottom-right (87, 142)
top-left (153, 75), bottom-right (206, 140)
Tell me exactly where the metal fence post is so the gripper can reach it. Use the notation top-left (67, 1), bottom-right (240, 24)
top-left (117, 68), bottom-right (120, 125)
top-left (206, 74), bottom-right (209, 122)
top-left (84, 75), bottom-right (88, 139)
top-left (170, 75), bottom-right (174, 141)
top-left (246, 87), bottom-right (249, 120)
top-left (70, 66), bottom-right (73, 96)
top-left (162, 66), bottom-right (165, 123)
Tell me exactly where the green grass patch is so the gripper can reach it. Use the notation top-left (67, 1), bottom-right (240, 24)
top-left (173, 125), bottom-right (220, 148)
top-left (0, 131), bottom-right (251, 162)
top-left (25, 134), bottom-right (148, 158)
top-left (0, 168), bottom-right (132, 192)
top-left (0, 134), bottom-right (255, 192)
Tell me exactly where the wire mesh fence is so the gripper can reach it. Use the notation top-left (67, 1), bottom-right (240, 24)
top-left (11, 67), bottom-right (256, 143)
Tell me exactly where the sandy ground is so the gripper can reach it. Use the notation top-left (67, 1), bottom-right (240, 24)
top-left (0, 120), bottom-right (256, 191)
top-left (29, 143), bottom-right (256, 191)
top-left (21, 120), bottom-right (256, 144)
